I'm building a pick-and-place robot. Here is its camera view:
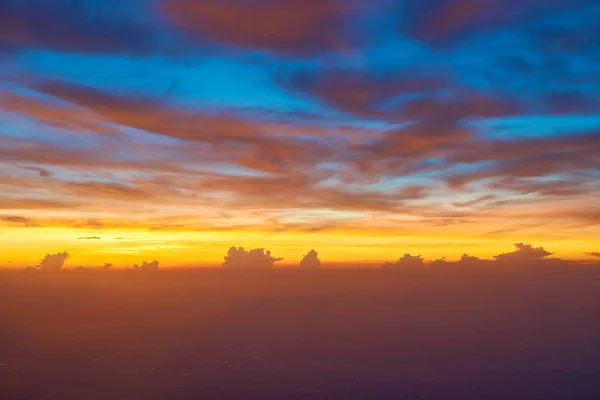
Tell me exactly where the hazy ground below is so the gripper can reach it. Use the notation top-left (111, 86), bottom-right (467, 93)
top-left (1, 267), bottom-right (599, 399)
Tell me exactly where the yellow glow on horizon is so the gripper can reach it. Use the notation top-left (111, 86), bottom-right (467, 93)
top-left (1, 226), bottom-right (598, 269)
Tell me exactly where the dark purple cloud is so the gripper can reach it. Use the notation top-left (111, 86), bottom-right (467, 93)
top-left (0, 0), bottom-right (159, 54)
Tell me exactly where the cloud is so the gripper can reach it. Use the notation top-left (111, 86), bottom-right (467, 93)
top-left (457, 254), bottom-right (489, 267)
top-left (402, 0), bottom-right (593, 47)
top-left (20, 166), bottom-right (53, 178)
top-left (382, 254), bottom-right (426, 269)
top-left (280, 64), bottom-right (522, 123)
top-left (104, 263), bottom-right (114, 269)
top-left (0, 197), bottom-right (76, 211)
top-left (78, 237), bottom-right (102, 240)
top-left (453, 195), bottom-right (497, 208)
top-left (281, 69), bottom-right (444, 117)
top-left (383, 243), bottom-right (577, 268)
top-left (133, 260), bottom-right (160, 271)
top-left (0, 215), bottom-right (35, 226)
top-left (445, 133), bottom-right (600, 189)
top-left (33, 80), bottom-right (335, 152)
top-left (543, 90), bottom-right (600, 115)
top-left (161, 0), bottom-right (361, 56)
top-left (0, 0), bottom-right (159, 54)
top-left (222, 247), bottom-right (283, 269)
top-left (36, 251), bottom-right (69, 271)
top-left (66, 181), bottom-right (150, 201)
top-left (300, 249), bottom-right (321, 269)
top-left (492, 243), bottom-right (576, 267)
top-left (586, 253), bottom-right (600, 258)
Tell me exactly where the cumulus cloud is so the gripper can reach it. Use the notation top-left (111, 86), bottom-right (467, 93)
top-left (383, 244), bottom-right (576, 269)
top-left (133, 260), bottom-right (160, 271)
top-left (222, 247), bottom-right (283, 269)
top-left (300, 249), bottom-right (321, 269)
top-left (382, 254), bottom-right (426, 269)
top-left (104, 263), bottom-right (114, 269)
top-left (36, 251), bottom-right (69, 271)
top-left (457, 254), bottom-right (488, 267)
top-left (494, 243), bottom-right (553, 263)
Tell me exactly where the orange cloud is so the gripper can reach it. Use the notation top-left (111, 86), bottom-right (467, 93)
top-left (161, 0), bottom-right (357, 55)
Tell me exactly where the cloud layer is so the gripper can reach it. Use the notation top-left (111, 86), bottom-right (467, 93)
top-left (0, 0), bottom-right (598, 264)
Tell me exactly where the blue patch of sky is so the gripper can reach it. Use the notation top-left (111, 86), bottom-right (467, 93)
top-left (315, 177), bottom-right (343, 188)
top-left (17, 51), bottom-right (319, 114)
top-left (316, 162), bottom-right (346, 172)
top-left (475, 115), bottom-right (600, 139)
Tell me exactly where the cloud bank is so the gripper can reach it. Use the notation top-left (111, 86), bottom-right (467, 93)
top-left (383, 244), bottom-right (576, 269)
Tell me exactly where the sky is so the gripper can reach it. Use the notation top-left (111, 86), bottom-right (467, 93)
top-left (0, 0), bottom-right (599, 268)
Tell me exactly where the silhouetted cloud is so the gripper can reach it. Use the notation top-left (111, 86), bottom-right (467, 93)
top-left (133, 261), bottom-right (160, 271)
top-left (457, 254), bottom-right (489, 267)
top-left (429, 254), bottom-right (491, 268)
top-left (36, 251), bottom-right (69, 271)
top-left (104, 263), bottom-right (114, 269)
top-left (383, 244), bottom-right (576, 269)
top-left (300, 250), bottom-right (321, 269)
top-left (382, 254), bottom-right (425, 269)
top-left (78, 237), bottom-right (101, 240)
top-left (586, 252), bottom-right (600, 258)
top-left (494, 243), bottom-right (553, 263)
top-left (222, 247), bottom-right (283, 269)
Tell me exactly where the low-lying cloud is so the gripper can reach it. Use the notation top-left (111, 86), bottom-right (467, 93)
top-left (300, 249), bottom-right (321, 269)
top-left (132, 261), bottom-right (160, 271)
top-left (36, 251), bottom-right (70, 271)
top-left (222, 247), bottom-right (283, 269)
top-left (383, 243), bottom-right (575, 269)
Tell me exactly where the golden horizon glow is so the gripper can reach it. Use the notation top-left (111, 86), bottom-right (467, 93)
top-left (2, 225), bottom-right (598, 269)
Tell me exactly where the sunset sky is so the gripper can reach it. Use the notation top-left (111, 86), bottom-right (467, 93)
top-left (1, 0), bottom-right (599, 268)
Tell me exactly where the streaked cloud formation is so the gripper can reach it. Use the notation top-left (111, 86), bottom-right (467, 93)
top-left (0, 0), bottom-right (599, 266)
